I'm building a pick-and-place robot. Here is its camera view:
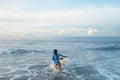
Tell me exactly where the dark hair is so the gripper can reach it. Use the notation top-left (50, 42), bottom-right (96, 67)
top-left (54, 49), bottom-right (57, 55)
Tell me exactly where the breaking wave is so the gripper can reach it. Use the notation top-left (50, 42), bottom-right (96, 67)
top-left (89, 45), bottom-right (120, 51)
top-left (0, 48), bottom-right (45, 54)
top-left (95, 46), bottom-right (120, 51)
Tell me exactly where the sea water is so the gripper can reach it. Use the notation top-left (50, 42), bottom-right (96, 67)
top-left (0, 37), bottom-right (120, 80)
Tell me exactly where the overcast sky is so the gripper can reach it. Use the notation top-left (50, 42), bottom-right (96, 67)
top-left (0, 0), bottom-right (120, 40)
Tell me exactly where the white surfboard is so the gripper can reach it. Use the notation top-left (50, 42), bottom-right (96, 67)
top-left (50, 57), bottom-right (69, 71)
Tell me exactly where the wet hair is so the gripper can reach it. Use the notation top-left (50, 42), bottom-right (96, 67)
top-left (54, 49), bottom-right (57, 55)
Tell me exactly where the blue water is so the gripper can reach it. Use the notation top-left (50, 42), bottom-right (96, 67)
top-left (0, 37), bottom-right (120, 80)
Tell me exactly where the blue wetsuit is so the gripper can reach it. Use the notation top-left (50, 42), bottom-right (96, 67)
top-left (52, 53), bottom-right (66, 65)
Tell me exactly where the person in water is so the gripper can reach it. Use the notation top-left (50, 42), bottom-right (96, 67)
top-left (52, 49), bottom-right (67, 72)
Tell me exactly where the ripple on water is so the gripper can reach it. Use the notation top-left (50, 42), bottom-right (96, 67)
top-left (68, 65), bottom-right (107, 80)
top-left (0, 76), bottom-right (13, 80)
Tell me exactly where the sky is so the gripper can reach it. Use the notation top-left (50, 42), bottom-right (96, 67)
top-left (0, 0), bottom-right (120, 40)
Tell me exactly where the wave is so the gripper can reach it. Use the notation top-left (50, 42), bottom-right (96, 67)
top-left (0, 48), bottom-right (45, 54)
top-left (93, 45), bottom-right (120, 51)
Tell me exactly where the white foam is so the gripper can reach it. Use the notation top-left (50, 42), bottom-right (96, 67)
top-left (9, 74), bottom-right (30, 80)
top-left (95, 65), bottom-right (120, 80)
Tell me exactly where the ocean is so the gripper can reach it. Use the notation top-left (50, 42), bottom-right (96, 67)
top-left (0, 37), bottom-right (120, 80)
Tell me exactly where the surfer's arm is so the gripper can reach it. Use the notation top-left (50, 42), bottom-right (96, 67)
top-left (59, 54), bottom-right (68, 57)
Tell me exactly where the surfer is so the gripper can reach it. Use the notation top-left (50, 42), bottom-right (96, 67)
top-left (52, 49), bottom-right (67, 72)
